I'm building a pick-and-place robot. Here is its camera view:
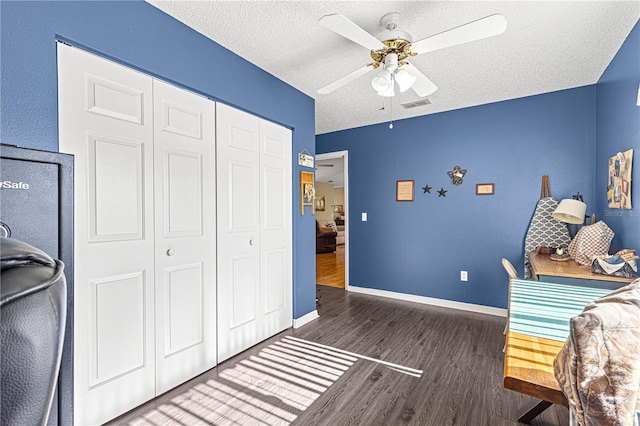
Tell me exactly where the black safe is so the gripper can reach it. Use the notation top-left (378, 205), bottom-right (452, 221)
top-left (0, 144), bottom-right (74, 426)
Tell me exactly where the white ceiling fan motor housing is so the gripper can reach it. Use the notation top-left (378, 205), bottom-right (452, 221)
top-left (378, 12), bottom-right (413, 43)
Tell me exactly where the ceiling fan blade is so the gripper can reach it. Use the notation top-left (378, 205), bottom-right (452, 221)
top-left (410, 14), bottom-right (507, 55)
top-left (404, 63), bottom-right (438, 97)
top-left (317, 64), bottom-right (375, 95)
top-left (319, 14), bottom-right (385, 51)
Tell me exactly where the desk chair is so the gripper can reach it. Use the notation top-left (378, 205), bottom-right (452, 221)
top-left (502, 258), bottom-right (519, 280)
top-left (501, 259), bottom-right (519, 344)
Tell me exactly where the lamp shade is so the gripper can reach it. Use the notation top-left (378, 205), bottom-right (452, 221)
top-left (371, 69), bottom-right (392, 92)
top-left (395, 69), bottom-right (416, 92)
top-left (552, 199), bottom-right (587, 224)
top-left (377, 84), bottom-right (395, 97)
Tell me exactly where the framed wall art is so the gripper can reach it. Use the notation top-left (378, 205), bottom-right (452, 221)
top-left (476, 183), bottom-right (495, 195)
top-left (396, 180), bottom-right (415, 202)
top-left (300, 171), bottom-right (315, 215)
top-left (315, 195), bottom-right (326, 211)
top-left (608, 149), bottom-right (633, 209)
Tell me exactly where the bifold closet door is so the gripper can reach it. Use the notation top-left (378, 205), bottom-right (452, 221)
top-left (58, 43), bottom-right (156, 426)
top-left (216, 103), bottom-right (292, 363)
top-left (152, 79), bottom-right (217, 395)
top-left (59, 44), bottom-right (218, 425)
top-left (216, 104), bottom-right (261, 362)
top-left (258, 119), bottom-right (293, 339)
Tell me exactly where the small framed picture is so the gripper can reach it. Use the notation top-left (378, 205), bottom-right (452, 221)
top-left (396, 180), bottom-right (415, 202)
top-left (333, 204), bottom-right (343, 213)
top-left (476, 183), bottom-right (494, 195)
top-left (300, 171), bottom-right (315, 215)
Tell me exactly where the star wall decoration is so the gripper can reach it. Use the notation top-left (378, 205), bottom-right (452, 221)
top-left (438, 187), bottom-right (447, 197)
top-left (447, 165), bottom-right (467, 185)
top-left (422, 184), bottom-right (432, 194)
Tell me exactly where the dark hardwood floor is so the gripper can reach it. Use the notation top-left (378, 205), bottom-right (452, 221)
top-left (108, 286), bottom-right (569, 426)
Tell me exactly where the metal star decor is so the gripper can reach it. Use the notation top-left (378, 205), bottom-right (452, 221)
top-left (422, 184), bottom-right (432, 194)
top-left (438, 187), bottom-right (447, 197)
top-left (447, 165), bottom-right (467, 185)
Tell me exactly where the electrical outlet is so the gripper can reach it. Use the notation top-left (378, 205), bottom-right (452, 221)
top-left (460, 271), bottom-right (468, 281)
top-left (362, 212), bottom-right (367, 221)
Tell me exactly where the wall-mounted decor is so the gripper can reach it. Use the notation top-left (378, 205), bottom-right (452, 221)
top-left (333, 204), bottom-right (343, 213)
top-left (437, 187), bottom-right (447, 197)
top-left (447, 166), bottom-right (467, 185)
top-left (476, 183), bottom-right (495, 195)
top-left (300, 171), bottom-right (315, 215)
top-left (315, 195), bottom-right (326, 211)
top-left (422, 184), bottom-right (432, 194)
top-left (608, 149), bottom-right (633, 209)
top-left (396, 180), bottom-right (415, 201)
top-left (298, 148), bottom-right (314, 168)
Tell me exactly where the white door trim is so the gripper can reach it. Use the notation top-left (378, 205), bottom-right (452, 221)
top-left (315, 151), bottom-right (349, 290)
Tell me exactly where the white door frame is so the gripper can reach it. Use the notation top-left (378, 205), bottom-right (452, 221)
top-left (316, 151), bottom-right (349, 290)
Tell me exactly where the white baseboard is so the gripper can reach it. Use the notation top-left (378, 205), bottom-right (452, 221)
top-left (293, 309), bottom-right (319, 328)
top-left (348, 286), bottom-right (507, 317)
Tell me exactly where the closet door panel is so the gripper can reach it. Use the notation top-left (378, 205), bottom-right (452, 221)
top-left (153, 79), bottom-right (216, 395)
top-left (259, 120), bottom-right (292, 338)
top-left (163, 263), bottom-right (203, 354)
top-left (88, 135), bottom-right (145, 241)
top-left (216, 103), bottom-right (261, 362)
top-left (89, 272), bottom-right (146, 386)
top-left (58, 43), bottom-right (156, 426)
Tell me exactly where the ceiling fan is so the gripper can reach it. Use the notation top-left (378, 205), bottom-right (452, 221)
top-left (317, 12), bottom-right (507, 98)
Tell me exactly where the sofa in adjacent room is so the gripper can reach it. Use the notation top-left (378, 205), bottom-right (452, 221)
top-left (316, 221), bottom-right (337, 253)
top-left (317, 219), bottom-right (345, 245)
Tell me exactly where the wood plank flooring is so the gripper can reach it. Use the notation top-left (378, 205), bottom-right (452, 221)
top-left (316, 244), bottom-right (345, 288)
top-left (108, 285), bottom-right (569, 426)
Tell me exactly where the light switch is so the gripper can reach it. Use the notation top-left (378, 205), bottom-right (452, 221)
top-left (362, 212), bottom-right (367, 221)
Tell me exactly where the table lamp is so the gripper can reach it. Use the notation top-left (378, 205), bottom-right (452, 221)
top-left (552, 199), bottom-right (587, 225)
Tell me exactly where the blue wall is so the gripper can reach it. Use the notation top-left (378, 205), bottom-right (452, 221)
top-left (317, 87), bottom-right (597, 309)
top-left (596, 20), bottom-right (640, 250)
top-left (0, 0), bottom-right (317, 319)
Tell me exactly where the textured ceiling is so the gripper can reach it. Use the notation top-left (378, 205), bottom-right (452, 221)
top-left (147, 1), bottom-right (639, 135)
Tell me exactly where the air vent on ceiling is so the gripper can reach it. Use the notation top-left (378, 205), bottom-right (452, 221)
top-left (401, 98), bottom-right (432, 109)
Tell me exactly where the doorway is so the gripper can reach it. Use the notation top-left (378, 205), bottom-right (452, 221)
top-left (315, 151), bottom-right (348, 290)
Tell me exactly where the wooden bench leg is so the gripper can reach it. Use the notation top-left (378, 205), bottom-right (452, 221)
top-left (517, 399), bottom-right (552, 424)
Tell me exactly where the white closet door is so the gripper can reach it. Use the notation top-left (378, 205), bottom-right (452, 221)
top-left (58, 44), bottom-right (156, 426)
top-left (152, 80), bottom-right (217, 394)
top-left (259, 120), bottom-right (292, 337)
top-left (216, 103), bottom-right (261, 362)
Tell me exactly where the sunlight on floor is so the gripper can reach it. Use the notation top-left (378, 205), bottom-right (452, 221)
top-left (125, 336), bottom-right (422, 426)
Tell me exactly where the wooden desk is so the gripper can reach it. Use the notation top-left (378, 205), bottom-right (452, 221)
top-left (528, 252), bottom-right (635, 284)
top-left (503, 279), bottom-right (612, 423)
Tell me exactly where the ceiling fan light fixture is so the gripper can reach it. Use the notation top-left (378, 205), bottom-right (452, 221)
top-left (378, 84), bottom-right (395, 97)
top-left (371, 68), bottom-right (392, 92)
top-left (383, 52), bottom-right (399, 73)
top-left (394, 68), bottom-right (416, 92)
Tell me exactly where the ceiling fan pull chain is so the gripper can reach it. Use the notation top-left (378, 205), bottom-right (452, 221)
top-left (389, 92), bottom-right (393, 129)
